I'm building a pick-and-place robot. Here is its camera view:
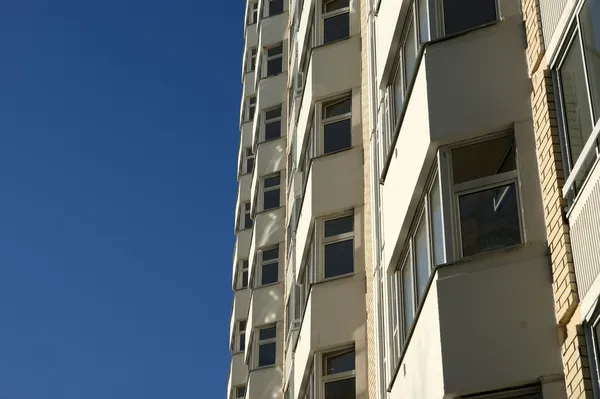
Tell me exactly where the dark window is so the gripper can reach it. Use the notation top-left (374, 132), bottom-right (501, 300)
top-left (324, 215), bottom-right (353, 236)
top-left (263, 174), bottom-right (281, 210)
top-left (265, 106), bottom-right (282, 140)
top-left (443, 0), bottom-right (497, 36)
top-left (267, 45), bottom-right (283, 76)
top-left (325, 350), bottom-right (355, 374)
top-left (268, 0), bottom-right (284, 16)
top-left (324, 239), bottom-right (354, 278)
top-left (323, 0), bottom-right (350, 44)
top-left (451, 135), bottom-right (515, 184)
top-left (323, 97), bottom-right (352, 154)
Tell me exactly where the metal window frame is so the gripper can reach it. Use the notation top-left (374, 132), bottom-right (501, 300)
top-left (321, 0), bottom-right (350, 45)
top-left (319, 94), bottom-right (353, 155)
top-left (318, 345), bottom-right (356, 399)
top-left (255, 324), bottom-right (278, 368)
top-left (262, 172), bottom-right (282, 211)
top-left (265, 43), bottom-right (284, 77)
top-left (258, 244), bottom-right (280, 286)
top-left (320, 211), bottom-right (355, 280)
top-left (444, 132), bottom-right (523, 259)
top-left (263, 104), bottom-right (283, 141)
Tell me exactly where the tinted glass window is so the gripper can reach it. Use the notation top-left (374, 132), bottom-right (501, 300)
top-left (452, 135), bottom-right (515, 184)
top-left (323, 119), bottom-right (352, 154)
top-left (265, 120), bottom-right (281, 140)
top-left (324, 13), bottom-right (350, 44)
top-left (261, 262), bottom-right (278, 285)
top-left (325, 97), bottom-right (351, 118)
top-left (443, 0), bottom-right (496, 36)
top-left (269, 0), bottom-right (284, 16)
top-left (258, 342), bottom-right (276, 366)
top-left (324, 378), bottom-right (356, 399)
top-left (324, 239), bottom-right (354, 278)
top-left (263, 189), bottom-right (280, 210)
top-left (459, 183), bottom-right (521, 257)
top-left (325, 350), bottom-right (355, 375)
top-left (324, 215), bottom-right (353, 237)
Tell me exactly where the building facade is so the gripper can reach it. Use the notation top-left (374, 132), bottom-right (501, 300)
top-left (229, 0), bottom-right (600, 398)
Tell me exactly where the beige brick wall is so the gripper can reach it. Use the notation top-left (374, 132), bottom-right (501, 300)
top-left (523, 1), bottom-right (593, 397)
top-left (359, 1), bottom-right (377, 399)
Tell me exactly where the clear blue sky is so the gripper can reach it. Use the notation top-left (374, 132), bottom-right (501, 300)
top-left (0, 1), bottom-right (243, 397)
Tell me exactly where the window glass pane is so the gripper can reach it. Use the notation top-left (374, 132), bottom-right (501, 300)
top-left (242, 270), bottom-right (249, 288)
top-left (430, 181), bottom-right (445, 265)
top-left (324, 377), bottom-right (356, 399)
top-left (403, 21), bottom-right (417, 81)
top-left (258, 342), bottom-right (276, 366)
top-left (414, 215), bottom-right (429, 301)
top-left (560, 35), bottom-right (594, 167)
top-left (244, 213), bottom-right (253, 229)
top-left (263, 247), bottom-right (279, 260)
top-left (247, 157), bottom-right (255, 173)
top-left (265, 120), bottom-right (281, 140)
top-left (324, 239), bottom-right (354, 278)
top-left (259, 326), bottom-right (277, 340)
top-left (324, 13), bottom-right (350, 44)
top-left (418, 0), bottom-right (429, 42)
top-left (325, 350), bottom-right (355, 375)
top-left (325, 97), bottom-right (352, 118)
top-left (452, 135), bottom-right (515, 184)
top-left (269, 0), bottom-right (284, 15)
top-left (459, 183), bottom-right (521, 257)
top-left (240, 332), bottom-right (246, 351)
top-left (264, 189), bottom-right (281, 210)
top-left (268, 45), bottom-right (283, 56)
top-left (267, 58), bottom-right (283, 76)
top-left (262, 262), bottom-right (279, 285)
top-left (581, 0), bottom-right (600, 122)
top-left (264, 175), bottom-right (280, 187)
top-left (236, 386), bottom-right (246, 398)
top-left (324, 0), bottom-right (349, 13)
top-left (324, 215), bottom-right (353, 237)
top-left (324, 119), bottom-right (352, 154)
top-left (443, 0), bottom-right (497, 36)
top-left (266, 106), bottom-right (282, 119)
top-left (401, 256), bottom-right (414, 335)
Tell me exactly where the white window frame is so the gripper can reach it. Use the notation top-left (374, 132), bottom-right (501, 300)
top-left (238, 259), bottom-right (249, 290)
top-left (247, 47), bottom-right (257, 73)
top-left (265, 43), bottom-right (284, 77)
top-left (321, 0), bottom-right (351, 45)
top-left (263, 104), bottom-right (283, 141)
top-left (320, 211), bottom-right (355, 280)
top-left (255, 324), bottom-right (277, 368)
top-left (246, 96), bottom-right (257, 122)
top-left (318, 346), bottom-right (356, 399)
top-left (242, 147), bottom-right (255, 175)
top-left (318, 94), bottom-right (353, 156)
top-left (248, 1), bottom-right (259, 25)
top-left (236, 319), bottom-right (247, 353)
top-left (262, 172), bottom-right (281, 211)
top-left (258, 245), bottom-right (279, 287)
top-left (444, 132), bottom-right (522, 259)
top-left (239, 201), bottom-right (253, 230)
top-left (234, 385), bottom-right (246, 398)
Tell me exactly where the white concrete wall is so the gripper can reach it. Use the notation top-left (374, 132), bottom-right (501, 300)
top-left (230, 288), bottom-right (252, 349)
top-left (437, 245), bottom-right (563, 396)
top-left (389, 279), bottom-right (445, 399)
top-left (250, 136), bottom-right (286, 214)
top-left (249, 283), bottom-right (284, 330)
top-left (295, 149), bottom-right (364, 281)
top-left (248, 206), bottom-right (285, 284)
top-left (230, 352), bottom-right (248, 390)
top-left (247, 365), bottom-right (284, 399)
top-left (232, 228), bottom-right (252, 289)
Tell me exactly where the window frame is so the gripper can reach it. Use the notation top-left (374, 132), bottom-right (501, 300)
top-left (239, 201), bottom-right (253, 230)
top-left (445, 132), bottom-right (523, 258)
top-left (248, 1), bottom-right (259, 25)
top-left (586, 302), bottom-right (600, 396)
top-left (265, 43), bottom-right (284, 77)
top-left (242, 147), bottom-right (255, 175)
top-left (258, 244), bottom-right (280, 287)
top-left (234, 385), bottom-right (246, 399)
top-left (261, 172), bottom-right (282, 211)
top-left (236, 319), bottom-right (247, 353)
top-left (552, 1), bottom-right (600, 200)
top-left (318, 346), bottom-right (356, 399)
top-left (320, 211), bottom-right (355, 280)
top-left (321, 0), bottom-right (351, 45)
top-left (263, 104), bottom-right (283, 141)
top-left (319, 93), bottom-right (353, 155)
top-left (255, 324), bottom-right (277, 368)
top-left (237, 259), bottom-right (249, 290)
top-left (245, 96), bottom-right (257, 122)
top-left (247, 47), bottom-right (258, 73)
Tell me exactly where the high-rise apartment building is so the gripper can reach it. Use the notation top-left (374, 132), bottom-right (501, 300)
top-left (229, 0), bottom-right (600, 398)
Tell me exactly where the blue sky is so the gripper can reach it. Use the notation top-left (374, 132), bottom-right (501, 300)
top-left (0, 1), bottom-right (242, 397)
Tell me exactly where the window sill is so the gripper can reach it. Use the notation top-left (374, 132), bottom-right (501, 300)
top-left (319, 271), bottom-right (356, 284)
top-left (257, 205), bottom-right (284, 216)
top-left (313, 35), bottom-right (353, 51)
top-left (386, 242), bottom-right (530, 392)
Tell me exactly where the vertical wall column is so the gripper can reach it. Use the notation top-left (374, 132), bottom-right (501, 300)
top-left (523, 0), bottom-right (593, 397)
